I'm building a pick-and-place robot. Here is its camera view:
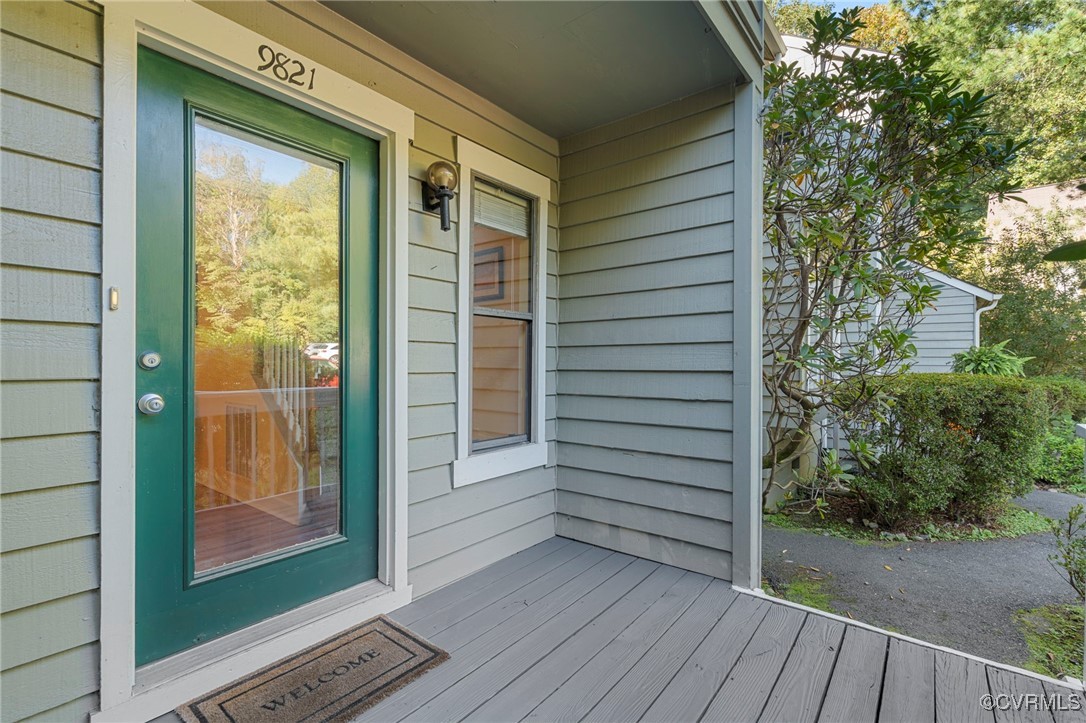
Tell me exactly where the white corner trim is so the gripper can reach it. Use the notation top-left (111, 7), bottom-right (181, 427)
top-left (452, 137), bottom-right (550, 488)
top-left (98, 0), bottom-right (413, 715)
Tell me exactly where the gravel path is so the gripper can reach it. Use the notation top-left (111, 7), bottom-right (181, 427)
top-left (762, 488), bottom-right (1084, 669)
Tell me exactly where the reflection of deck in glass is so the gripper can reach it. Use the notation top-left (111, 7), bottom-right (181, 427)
top-left (193, 371), bottom-right (340, 573)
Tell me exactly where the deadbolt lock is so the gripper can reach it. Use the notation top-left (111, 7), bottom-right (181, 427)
top-left (139, 351), bottom-right (162, 370)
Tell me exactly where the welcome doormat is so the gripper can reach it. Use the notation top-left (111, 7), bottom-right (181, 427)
top-left (176, 616), bottom-right (448, 723)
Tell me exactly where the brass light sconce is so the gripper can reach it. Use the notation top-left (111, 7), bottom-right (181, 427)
top-left (423, 160), bottom-right (459, 232)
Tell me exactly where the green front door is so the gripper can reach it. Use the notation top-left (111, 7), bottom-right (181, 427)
top-left (135, 48), bottom-right (379, 665)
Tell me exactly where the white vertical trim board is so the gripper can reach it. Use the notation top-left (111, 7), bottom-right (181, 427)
top-left (452, 137), bottom-right (551, 487)
top-left (97, 2), bottom-right (413, 719)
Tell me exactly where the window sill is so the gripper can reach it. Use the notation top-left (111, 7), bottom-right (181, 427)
top-left (452, 441), bottom-right (547, 488)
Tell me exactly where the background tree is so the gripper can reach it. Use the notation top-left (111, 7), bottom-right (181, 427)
top-left (768, 0), bottom-right (913, 51)
top-left (762, 10), bottom-right (1022, 499)
top-left (958, 208), bottom-right (1086, 378)
top-left (906, 0), bottom-right (1086, 187)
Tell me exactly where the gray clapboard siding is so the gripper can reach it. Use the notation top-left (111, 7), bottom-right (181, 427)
top-left (561, 163), bottom-right (733, 227)
top-left (0, 434), bottom-right (99, 494)
top-left (0, 381), bottom-right (99, 438)
top-left (0, 644), bottom-right (100, 723)
top-left (407, 465), bottom-right (454, 505)
top-left (1, 93), bottom-right (101, 169)
top-left (25, 693), bottom-right (100, 723)
top-left (560, 252), bottom-right (734, 297)
top-left (0, 536), bottom-right (99, 614)
top-left (561, 195), bottom-right (735, 250)
top-left (556, 89), bottom-right (736, 580)
top-left (556, 469), bottom-right (732, 520)
top-left (562, 134), bottom-right (735, 205)
top-left (1, 6), bottom-right (106, 719)
top-left (1, 483), bottom-right (99, 553)
top-left (0, 266), bottom-right (100, 324)
top-left (0, 151), bottom-right (100, 224)
top-left (0, 32), bottom-right (101, 117)
top-left (0, 321), bottom-right (99, 380)
top-left (0, 590), bottom-right (99, 670)
top-left (557, 515), bottom-right (731, 579)
top-left (559, 314), bottom-right (734, 347)
top-left (560, 370), bottom-right (733, 401)
top-left (893, 283), bottom-right (980, 373)
top-left (558, 396), bottom-right (732, 430)
top-left (557, 490), bottom-right (730, 551)
top-left (407, 403), bottom-right (456, 440)
top-left (0, 211), bottom-right (101, 274)
top-left (558, 444), bottom-right (732, 489)
top-left (558, 419), bottom-right (732, 461)
top-left (559, 84), bottom-right (734, 157)
top-left (0, 0), bottom-right (102, 64)
top-left (561, 104), bottom-right (734, 179)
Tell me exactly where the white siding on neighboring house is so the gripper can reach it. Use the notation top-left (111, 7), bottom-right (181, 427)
top-left (201, 1), bottom-right (561, 599)
top-left (555, 86), bottom-right (738, 580)
top-left (0, 2), bottom-right (104, 721)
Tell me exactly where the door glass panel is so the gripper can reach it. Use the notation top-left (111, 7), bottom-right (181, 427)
top-left (192, 116), bottom-right (342, 574)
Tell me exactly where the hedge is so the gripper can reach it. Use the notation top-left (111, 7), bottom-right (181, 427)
top-left (850, 373), bottom-right (1048, 527)
top-left (1027, 376), bottom-right (1086, 422)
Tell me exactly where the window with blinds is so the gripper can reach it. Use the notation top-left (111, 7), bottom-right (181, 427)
top-left (470, 179), bottom-right (534, 450)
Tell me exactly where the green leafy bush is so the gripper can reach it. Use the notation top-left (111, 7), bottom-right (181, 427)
top-left (1028, 376), bottom-right (1086, 422)
top-left (951, 340), bottom-right (1033, 376)
top-left (1035, 417), bottom-right (1086, 488)
top-left (850, 374), bottom-right (1047, 527)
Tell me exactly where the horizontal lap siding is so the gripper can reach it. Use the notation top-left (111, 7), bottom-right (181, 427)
top-left (906, 284), bottom-right (977, 373)
top-left (203, 1), bottom-right (562, 598)
top-left (0, 3), bottom-right (104, 721)
top-left (555, 87), bottom-right (737, 580)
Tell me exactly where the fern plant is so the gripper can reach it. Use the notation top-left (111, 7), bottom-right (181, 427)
top-left (952, 340), bottom-right (1034, 377)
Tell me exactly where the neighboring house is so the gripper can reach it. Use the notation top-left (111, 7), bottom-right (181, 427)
top-left (988, 178), bottom-right (1086, 239)
top-left (0, 1), bottom-right (783, 720)
top-left (907, 268), bottom-right (1001, 373)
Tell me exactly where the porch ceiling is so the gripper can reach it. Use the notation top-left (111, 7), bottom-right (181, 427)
top-left (321, 1), bottom-right (744, 139)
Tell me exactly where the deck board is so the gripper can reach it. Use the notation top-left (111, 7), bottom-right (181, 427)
top-left (524, 569), bottom-right (713, 722)
top-left (700, 603), bottom-right (807, 722)
top-left (818, 626), bottom-right (888, 723)
top-left (464, 565), bottom-right (688, 722)
top-left (935, 651), bottom-right (994, 723)
top-left (583, 578), bottom-right (737, 722)
top-left (357, 551), bottom-right (634, 722)
top-left (644, 593), bottom-right (770, 721)
top-left (879, 638), bottom-right (936, 723)
top-left (759, 614), bottom-right (846, 723)
top-left (1043, 680), bottom-right (1086, 723)
top-left (407, 559), bottom-right (661, 722)
top-left (988, 667), bottom-right (1056, 723)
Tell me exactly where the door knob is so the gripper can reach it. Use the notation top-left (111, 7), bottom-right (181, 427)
top-left (138, 393), bottom-right (166, 415)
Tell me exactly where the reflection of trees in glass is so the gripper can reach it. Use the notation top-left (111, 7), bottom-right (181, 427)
top-left (194, 141), bottom-right (340, 349)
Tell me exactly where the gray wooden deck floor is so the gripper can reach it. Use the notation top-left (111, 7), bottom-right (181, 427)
top-left (356, 537), bottom-right (1085, 723)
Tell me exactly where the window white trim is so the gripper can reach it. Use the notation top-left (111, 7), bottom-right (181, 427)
top-left (452, 138), bottom-right (550, 488)
top-left (97, 2), bottom-right (413, 719)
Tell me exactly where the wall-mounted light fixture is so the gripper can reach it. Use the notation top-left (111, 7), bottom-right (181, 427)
top-left (423, 160), bottom-right (459, 232)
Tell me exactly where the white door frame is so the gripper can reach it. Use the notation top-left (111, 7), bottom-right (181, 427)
top-left (96, 2), bottom-right (413, 719)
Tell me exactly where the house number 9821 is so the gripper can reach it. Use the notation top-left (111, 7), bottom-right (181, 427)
top-left (256, 44), bottom-right (315, 90)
